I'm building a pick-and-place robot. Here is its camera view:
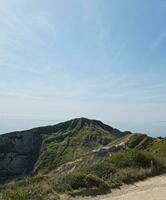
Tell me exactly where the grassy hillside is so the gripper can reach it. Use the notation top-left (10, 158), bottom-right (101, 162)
top-left (147, 137), bottom-right (166, 159)
top-left (0, 149), bottom-right (165, 200)
top-left (0, 118), bottom-right (130, 183)
top-left (125, 133), bottom-right (166, 158)
top-left (0, 118), bottom-right (165, 200)
top-left (33, 118), bottom-right (129, 174)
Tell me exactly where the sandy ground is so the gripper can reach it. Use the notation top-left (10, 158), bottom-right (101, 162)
top-left (62, 174), bottom-right (166, 200)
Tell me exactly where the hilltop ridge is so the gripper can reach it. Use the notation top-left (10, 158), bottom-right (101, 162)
top-left (0, 117), bottom-right (131, 183)
top-left (0, 118), bottom-right (165, 200)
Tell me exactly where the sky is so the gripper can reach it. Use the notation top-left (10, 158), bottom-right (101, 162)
top-left (0, 0), bottom-right (166, 136)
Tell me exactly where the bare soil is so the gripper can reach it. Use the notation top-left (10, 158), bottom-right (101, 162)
top-left (62, 174), bottom-right (166, 200)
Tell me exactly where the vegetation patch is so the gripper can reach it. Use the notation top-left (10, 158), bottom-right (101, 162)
top-left (0, 118), bottom-right (165, 199)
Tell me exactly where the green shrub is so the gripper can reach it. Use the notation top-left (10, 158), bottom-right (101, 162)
top-left (1, 188), bottom-right (29, 200)
top-left (107, 150), bottom-right (136, 168)
top-left (52, 171), bottom-right (110, 193)
top-left (127, 134), bottom-right (152, 149)
top-left (116, 167), bottom-right (153, 184)
top-left (82, 162), bottom-right (115, 179)
top-left (52, 172), bottom-right (86, 193)
top-left (0, 176), bottom-right (59, 200)
top-left (65, 172), bottom-right (87, 190)
top-left (108, 149), bottom-right (164, 171)
top-left (85, 174), bottom-right (110, 190)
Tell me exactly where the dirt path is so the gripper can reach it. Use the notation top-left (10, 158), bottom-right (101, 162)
top-left (63, 174), bottom-right (166, 200)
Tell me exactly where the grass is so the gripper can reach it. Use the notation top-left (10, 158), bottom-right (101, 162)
top-left (0, 142), bottom-right (165, 199)
top-left (0, 176), bottom-right (60, 200)
top-left (106, 149), bottom-right (165, 169)
top-left (49, 149), bottom-right (165, 195)
top-left (33, 121), bottom-right (118, 174)
top-left (126, 133), bottom-right (154, 149)
top-left (116, 167), bottom-right (153, 184)
top-left (51, 172), bottom-right (110, 196)
top-left (148, 138), bottom-right (166, 159)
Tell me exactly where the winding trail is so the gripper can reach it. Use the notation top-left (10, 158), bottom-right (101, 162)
top-left (63, 174), bottom-right (166, 200)
top-left (101, 174), bottom-right (166, 200)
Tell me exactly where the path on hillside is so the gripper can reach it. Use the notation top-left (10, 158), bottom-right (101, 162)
top-left (63, 174), bottom-right (166, 200)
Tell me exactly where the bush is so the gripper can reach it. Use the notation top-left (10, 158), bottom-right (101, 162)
top-left (85, 174), bottom-right (110, 190)
top-left (0, 177), bottom-right (59, 200)
top-left (65, 172), bottom-right (87, 190)
top-left (108, 149), bottom-right (164, 171)
top-left (116, 167), bottom-right (156, 184)
top-left (52, 172), bottom-right (87, 193)
top-left (1, 188), bottom-right (29, 200)
top-left (52, 171), bottom-right (110, 193)
top-left (82, 162), bottom-right (116, 179)
top-left (52, 177), bottom-right (71, 193)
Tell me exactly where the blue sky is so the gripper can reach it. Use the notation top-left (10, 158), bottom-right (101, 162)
top-left (0, 0), bottom-right (166, 136)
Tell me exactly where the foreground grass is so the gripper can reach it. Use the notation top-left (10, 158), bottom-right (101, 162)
top-left (0, 149), bottom-right (165, 200)
top-left (0, 176), bottom-right (60, 200)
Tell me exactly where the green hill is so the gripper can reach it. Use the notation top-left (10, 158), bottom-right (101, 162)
top-left (0, 118), bottom-right (165, 200)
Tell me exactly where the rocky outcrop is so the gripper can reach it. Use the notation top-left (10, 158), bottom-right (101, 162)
top-left (53, 158), bottom-right (84, 175)
top-left (0, 131), bottom-right (42, 183)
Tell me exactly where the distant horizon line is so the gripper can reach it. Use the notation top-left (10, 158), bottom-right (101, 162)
top-left (0, 117), bottom-right (165, 138)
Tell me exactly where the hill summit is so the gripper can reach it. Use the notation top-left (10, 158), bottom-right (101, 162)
top-left (0, 117), bottom-right (165, 187)
top-left (0, 117), bottom-right (130, 183)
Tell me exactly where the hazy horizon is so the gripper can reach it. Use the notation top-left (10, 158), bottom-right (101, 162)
top-left (0, 117), bottom-right (165, 137)
top-left (0, 0), bottom-right (166, 137)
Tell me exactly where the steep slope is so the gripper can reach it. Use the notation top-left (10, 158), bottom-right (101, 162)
top-left (125, 133), bottom-right (166, 158)
top-left (0, 118), bottom-right (165, 200)
top-left (147, 137), bottom-right (166, 157)
top-left (0, 131), bottom-right (42, 183)
top-left (0, 118), bottom-right (130, 183)
top-left (34, 118), bottom-right (132, 174)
